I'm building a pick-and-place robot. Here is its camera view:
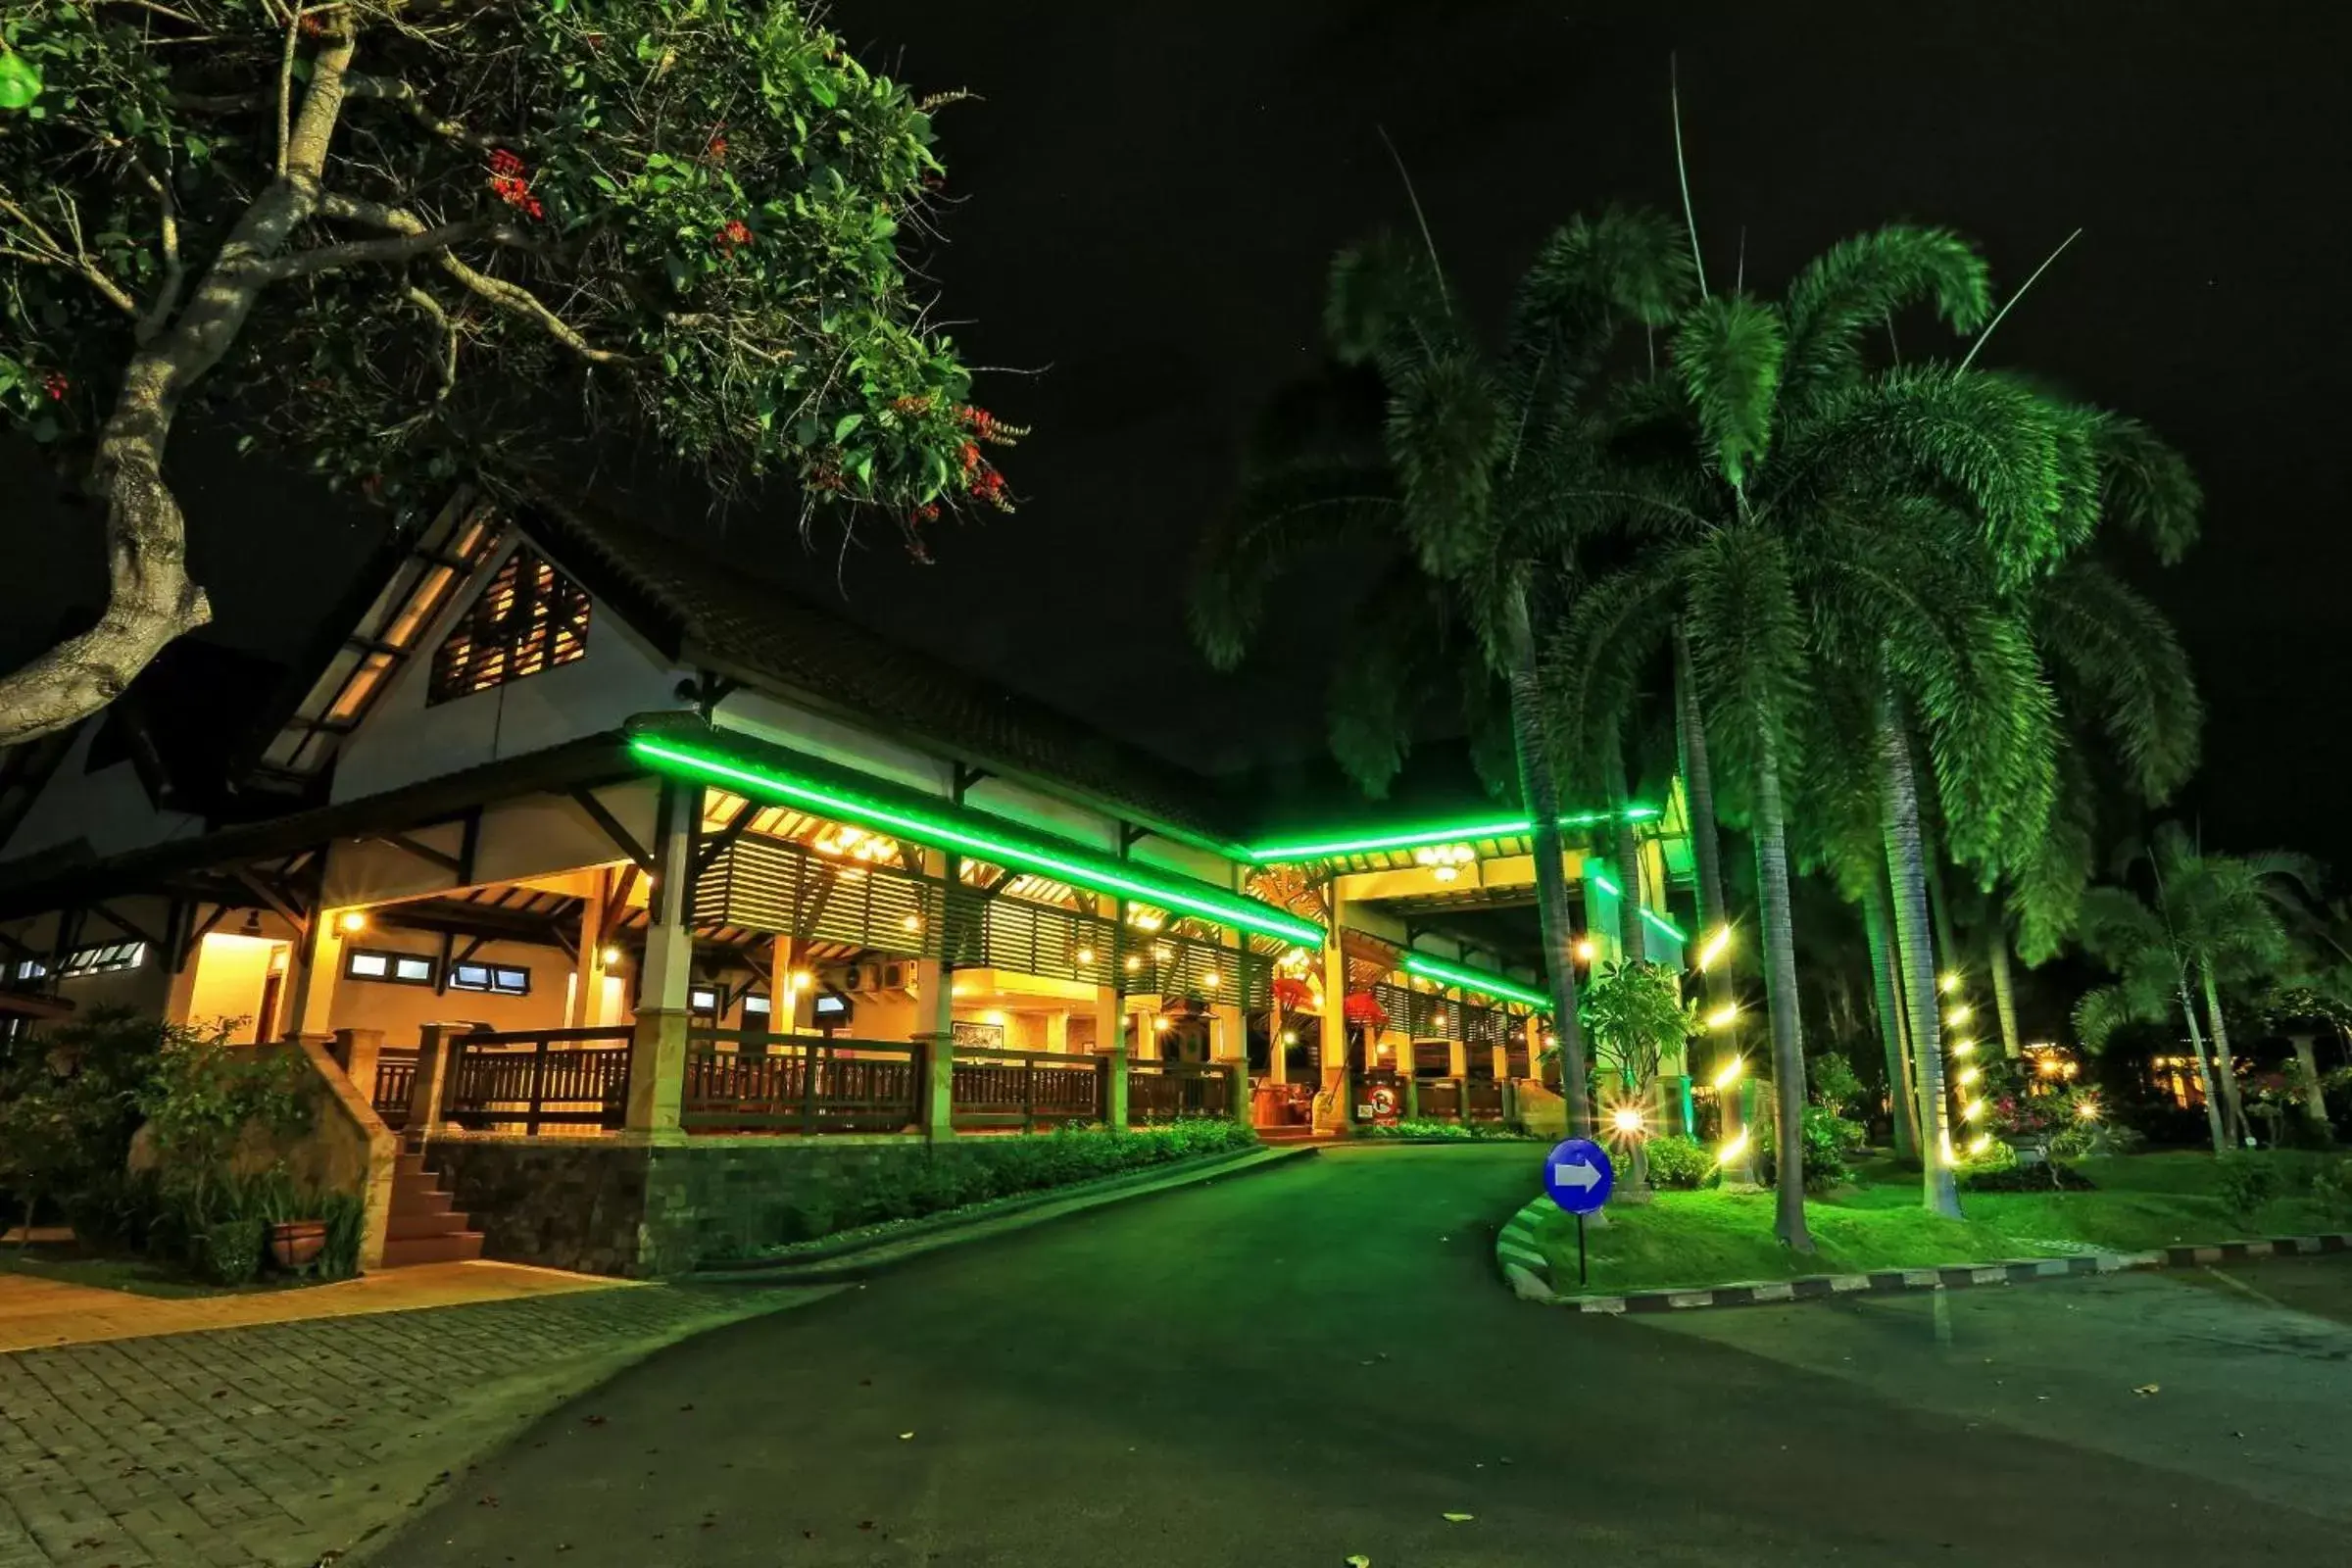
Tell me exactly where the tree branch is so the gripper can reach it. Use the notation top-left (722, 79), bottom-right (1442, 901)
top-left (344, 72), bottom-right (510, 150)
top-left (123, 153), bottom-right (185, 345)
top-left (263, 217), bottom-right (514, 279)
top-left (318, 191), bottom-right (628, 365)
top-left (404, 284), bottom-right (460, 399)
top-left (0, 193), bottom-right (140, 317)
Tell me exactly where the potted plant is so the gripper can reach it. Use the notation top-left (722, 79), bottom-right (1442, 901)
top-left (256, 1169), bottom-right (329, 1272)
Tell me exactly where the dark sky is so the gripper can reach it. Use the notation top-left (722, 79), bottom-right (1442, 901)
top-left (9, 2), bottom-right (2349, 868)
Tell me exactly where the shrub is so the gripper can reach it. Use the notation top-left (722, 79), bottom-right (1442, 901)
top-left (1958, 1138), bottom-right (2020, 1179)
top-left (2049, 1118), bottom-right (2146, 1160)
top-left (2215, 1151), bottom-right (2283, 1215)
top-left (1757, 1106), bottom-right (1865, 1193)
top-left (197, 1218), bottom-right (266, 1287)
top-left (2311, 1158), bottom-right (2352, 1219)
top-left (1642, 1134), bottom-right (1710, 1190)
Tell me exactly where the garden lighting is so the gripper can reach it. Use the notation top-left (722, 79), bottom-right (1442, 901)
top-left (1713, 1055), bottom-right (1744, 1090)
top-left (1705, 1003), bottom-right (1740, 1030)
top-left (1968, 1133), bottom-right (1993, 1156)
top-left (1716, 1130), bottom-right (1750, 1166)
top-left (1958, 1065), bottom-right (1982, 1087)
top-left (1962, 1100), bottom-right (1985, 1122)
top-left (1611, 1105), bottom-right (1646, 1136)
top-left (2076, 1098), bottom-right (2100, 1121)
top-left (1946, 1003), bottom-right (1974, 1026)
top-left (1697, 926), bottom-right (1733, 970)
top-left (1939, 972), bottom-right (1961, 995)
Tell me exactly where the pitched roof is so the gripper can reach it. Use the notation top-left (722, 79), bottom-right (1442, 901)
top-left (517, 495), bottom-right (1245, 849)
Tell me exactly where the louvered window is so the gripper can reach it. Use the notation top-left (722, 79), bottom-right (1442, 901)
top-left (427, 547), bottom-right (590, 703)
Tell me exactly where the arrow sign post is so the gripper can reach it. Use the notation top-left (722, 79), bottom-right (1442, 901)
top-left (1542, 1137), bottom-right (1615, 1287)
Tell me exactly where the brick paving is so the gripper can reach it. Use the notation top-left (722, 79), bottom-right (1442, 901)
top-left (0, 1284), bottom-right (819, 1567)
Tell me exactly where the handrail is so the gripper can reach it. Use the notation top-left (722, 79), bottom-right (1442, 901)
top-left (453, 1024), bottom-right (635, 1046)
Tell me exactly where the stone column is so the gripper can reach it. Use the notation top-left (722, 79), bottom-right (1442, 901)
top-left (915, 1031), bottom-right (956, 1141)
top-left (408, 1022), bottom-right (462, 1136)
top-left (626, 778), bottom-right (696, 1139)
top-left (332, 1027), bottom-right (385, 1104)
top-left (283, 911), bottom-right (349, 1040)
top-left (1227, 1055), bottom-right (1250, 1128)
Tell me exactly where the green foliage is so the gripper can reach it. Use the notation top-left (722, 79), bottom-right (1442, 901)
top-left (1578, 959), bottom-right (1696, 1095)
top-left (1956, 1137), bottom-right (2019, 1181)
top-left (0, 1008), bottom-right (168, 1230)
top-left (1642, 1133), bottom-right (1711, 1190)
top-left (2214, 1151), bottom-right (2283, 1216)
top-left (2310, 1157), bottom-right (2352, 1219)
top-left (1674, 294), bottom-right (1785, 490)
top-left (1806, 1051), bottom-right (1865, 1117)
top-left (0, 0), bottom-right (1007, 532)
top-left (1758, 1105), bottom-right (1865, 1193)
top-left (2050, 1118), bottom-right (2144, 1160)
top-left (1357, 1117), bottom-right (1536, 1142)
top-left (136, 1032), bottom-right (313, 1222)
top-left (197, 1215), bottom-right (266, 1287)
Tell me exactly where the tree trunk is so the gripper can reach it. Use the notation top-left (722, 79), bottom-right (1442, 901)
top-left (2173, 973), bottom-right (2229, 1153)
top-left (1506, 619), bottom-right (1592, 1139)
top-left (1610, 753), bottom-right (1645, 962)
top-left (1863, 871), bottom-right (1920, 1158)
top-left (2287, 1034), bottom-right (2332, 1142)
top-left (2199, 962), bottom-right (2250, 1147)
top-left (0, 32), bottom-right (363, 747)
top-left (1926, 834), bottom-right (1960, 986)
top-left (1751, 727), bottom-right (1813, 1250)
top-left (1674, 622), bottom-right (1746, 1168)
top-left (1987, 923), bottom-right (2023, 1058)
top-left (1877, 693), bottom-right (1961, 1217)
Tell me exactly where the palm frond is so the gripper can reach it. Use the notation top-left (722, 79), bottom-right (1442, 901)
top-left (1779, 225), bottom-right (1992, 396)
top-left (1385, 349), bottom-right (1509, 579)
top-left (1672, 294), bottom-right (1786, 490)
top-left (2032, 560), bottom-right (2201, 803)
top-left (1324, 232), bottom-right (1454, 368)
top-left (1537, 557), bottom-right (1681, 798)
top-left (1324, 564), bottom-right (1449, 798)
top-left (1188, 460), bottom-right (1400, 669)
top-left (1684, 523), bottom-right (1809, 788)
top-left (2093, 411), bottom-right (2201, 564)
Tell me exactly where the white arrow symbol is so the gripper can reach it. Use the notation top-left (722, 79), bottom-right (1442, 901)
top-left (1551, 1158), bottom-right (1601, 1192)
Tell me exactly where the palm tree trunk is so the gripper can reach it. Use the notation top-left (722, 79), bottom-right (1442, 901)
top-left (1506, 621), bottom-right (1592, 1139)
top-left (1863, 872), bottom-right (1919, 1158)
top-left (2287, 1034), bottom-right (2331, 1142)
top-left (2173, 972), bottom-right (2229, 1153)
top-left (1986, 926), bottom-right (2024, 1059)
top-left (1675, 623), bottom-right (1746, 1166)
top-left (1751, 727), bottom-right (1813, 1250)
top-left (1610, 755), bottom-right (1645, 962)
top-left (2199, 962), bottom-right (2250, 1146)
top-left (1877, 693), bottom-right (1961, 1218)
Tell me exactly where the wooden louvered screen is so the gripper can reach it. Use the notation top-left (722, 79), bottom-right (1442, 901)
top-left (427, 546), bottom-right (590, 704)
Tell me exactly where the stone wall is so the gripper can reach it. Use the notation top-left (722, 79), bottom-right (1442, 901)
top-left (423, 1136), bottom-right (963, 1277)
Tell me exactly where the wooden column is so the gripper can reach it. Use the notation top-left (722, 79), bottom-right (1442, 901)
top-left (1317, 877), bottom-right (1350, 1134)
top-left (626, 778), bottom-right (696, 1139)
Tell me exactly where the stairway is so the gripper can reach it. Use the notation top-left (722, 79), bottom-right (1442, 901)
top-left (382, 1151), bottom-right (485, 1267)
top-left (1258, 1125), bottom-right (1336, 1146)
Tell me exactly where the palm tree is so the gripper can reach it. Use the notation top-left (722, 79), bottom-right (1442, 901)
top-left (2077, 823), bottom-right (2316, 1150)
top-left (1191, 208), bottom-right (1693, 1141)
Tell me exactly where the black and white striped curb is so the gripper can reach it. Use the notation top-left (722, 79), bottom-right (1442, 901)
top-left (1493, 1194), bottom-right (2352, 1314)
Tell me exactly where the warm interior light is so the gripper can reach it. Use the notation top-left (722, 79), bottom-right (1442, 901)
top-left (790, 969), bottom-right (813, 991)
top-left (1152, 1016), bottom-right (1171, 1033)
top-left (337, 909), bottom-right (368, 934)
top-left (1433, 864), bottom-right (1459, 883)
top-left (1200, 971), bottom-right (1219, 991)
top-left (902, 912), bottom-right (923, 932)
top-left (1574, 939), bottom-right (1596, 963)
top-left (1125, 955), bottom-right (1142, 972)
top-left (1697, 927), bottom-right (1733, 970)
top-left (1705, 1004), bottom-right (1740, 1030)
top-left (1713, 1055), bottom-right (1743, 1090)
top-left (1716, 1130), bottom-right (1749, 1166)
top-left (1280, 1029), bottom-right (1298, 1046)
top-left (600, 945), bottom-right (622, 966)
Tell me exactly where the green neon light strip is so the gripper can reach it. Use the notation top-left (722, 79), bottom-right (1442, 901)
top-left (1641, 907), bottom-right (1689, 943)
top-left (1592, 872), bottom-right (1622, 896)
top-left (631, 737), bottom-right (1325, 946)
top-left (1250, 807), bottom-right (1663, 863)
top-left (1401, 954), bottom-right (1554, 1011)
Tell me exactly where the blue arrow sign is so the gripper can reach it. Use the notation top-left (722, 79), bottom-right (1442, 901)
top-left (1543, 1137), bottom-right (1615, 1216)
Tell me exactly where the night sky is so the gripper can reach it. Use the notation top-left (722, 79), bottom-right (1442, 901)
top-left (8, 2), bottom-right (2348, 869)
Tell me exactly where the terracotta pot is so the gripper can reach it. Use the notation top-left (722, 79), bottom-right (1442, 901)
top-left (269, 1220), bottom-right (328, 1270)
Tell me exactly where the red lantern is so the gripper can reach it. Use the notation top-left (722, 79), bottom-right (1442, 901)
top-left (1271, 976), bottom-right (1312, 1011)
top-left (1344, 990), bottom-right (1388, 1027)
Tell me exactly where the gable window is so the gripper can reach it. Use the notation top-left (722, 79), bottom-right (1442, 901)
top-left (449, 961), bottom-right (530, 996)
top-left (346, 948), bottom-right (437, 987)
top-left (427, 546), bottom-right (591, 705)
top-left (12, 958), bottom-right (49, 982)
top-left (61, 941), bottom-right (146, 977)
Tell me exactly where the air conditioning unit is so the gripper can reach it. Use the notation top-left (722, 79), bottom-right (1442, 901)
top-left (822, 960), bottom-right (914, 996)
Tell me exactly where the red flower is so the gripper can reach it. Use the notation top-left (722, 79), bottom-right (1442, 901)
top-left (911, 502), bottom-right (941, 524)
top-left (958, 439), bottom-right (981, 472)
top-left (39, 370), bottom-right (68, 402)
top-left (714, 219), bottom-right (754, 251)
top-left (706, 133), bottom-right (729, 164)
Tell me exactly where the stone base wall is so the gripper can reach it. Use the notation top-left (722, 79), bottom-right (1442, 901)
top-left (424, 1137), bottom-right (967, 1278)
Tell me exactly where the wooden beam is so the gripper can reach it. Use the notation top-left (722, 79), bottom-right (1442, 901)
top-left (692, 798), bottom-right (760, 880)
top-left (231, 870), bottom-right (308, 937)
top-left (370, 831), bottom-right (464, 876)
top-left (87, 901), bottom-right (162, 950)
top-left (568, 787), bottom-right (656, 876)
top-left (175, 904), bottom-right (228, 971)
top-left (952, 762), bottom-right (991, 804)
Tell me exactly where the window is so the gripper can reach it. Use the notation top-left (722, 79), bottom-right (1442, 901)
top-left (428, 547), bottom-right (591, 704)
top-left (741, 993), bottom-right (770, 1018)
top-left (60, 941), bottom-right (146, 977)
top-left (345, 948), bottom-right (437, 987)
top-left (449, 962), bottom-right (530, 996)
top-left (12, 958), bottom-right (48, 982)
top-left (689, 986), bottom-right (719, 1016)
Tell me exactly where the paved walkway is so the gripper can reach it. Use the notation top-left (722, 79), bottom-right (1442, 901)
top-left (0, 1280), bottom-right (830, 1566)
top-left (0, 1261), bottom-right (623, 1355)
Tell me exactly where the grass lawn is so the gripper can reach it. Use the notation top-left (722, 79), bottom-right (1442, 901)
top-left (1533, 1149), bottom-right (2352, 1295)
top-left (0, 1241), bottom-right (311, 1299)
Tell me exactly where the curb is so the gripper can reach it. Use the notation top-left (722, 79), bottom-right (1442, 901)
top-left (1493, 1199), bottom-right (2352, 1314)
top-left (696, 1144), bottom-right (1317, 1284)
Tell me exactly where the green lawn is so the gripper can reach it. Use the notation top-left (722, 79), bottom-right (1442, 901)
top-left (1533, 1150), bottom-right (2352, 1295)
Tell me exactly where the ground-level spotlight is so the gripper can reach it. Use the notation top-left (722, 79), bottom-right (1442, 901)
top-left (1968, 1133), bottom-right (1993, 1156)
top-left (1961, 1099), bottom-right (1985, 1122)
top-left (2075, 1097), bottom-right (2100, 1121)
top-left (1610, 1104), bottom-right (1646, 1136)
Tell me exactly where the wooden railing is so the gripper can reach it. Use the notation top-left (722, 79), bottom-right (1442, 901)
top-left (952, 1047), bottom-right (1104, 1131)
top-left (372, 1049), bottom-right (418, 1129)
top-left (442, 1027), bottom-right (633, 1135)
top-left (681, 1029), bottom-right (920, 1134)
top-left (1465, 1078), bottom-right (1505, 1123)
top-left (1129, 1059), bottom-right (1232, 1123)
top-left (1419, 1078), bottom-right (1463, 1121)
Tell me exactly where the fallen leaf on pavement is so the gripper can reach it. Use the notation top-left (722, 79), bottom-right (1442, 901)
top-left (1443, 1512), bottom-right (1475, 1523)
top-left (900, 1431), bottom-right (915, 1440)
top-left (2132, 1384), bottom-right (2161, 1396)
top-left (1346, 1556), bottom-right (1371, 1567)
top-left (583, 1414), bottom-right (607, 1427)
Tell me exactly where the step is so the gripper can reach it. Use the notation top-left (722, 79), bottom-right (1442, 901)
top-left (386, 1204), bottom-right (466, 1241)
top-left (379, 1230), bottom-right (485, 1267)
top-left (395, 1150), bottom-right (431, 1178)
top-left (389, 1181), bottom-right (461, 1218)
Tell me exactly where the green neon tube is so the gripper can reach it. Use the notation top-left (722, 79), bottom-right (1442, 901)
top-left (632, 737), bottom-right (1324, 946)
top-left (1400, 954), bottom-right (1554, 1011)
top-left (1249, 808), bottom-right (1664, 863)
top-left (1641, 907), bottom-right (1689, 943)
top-left (1591, 872), bottom-right (1622, 897)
